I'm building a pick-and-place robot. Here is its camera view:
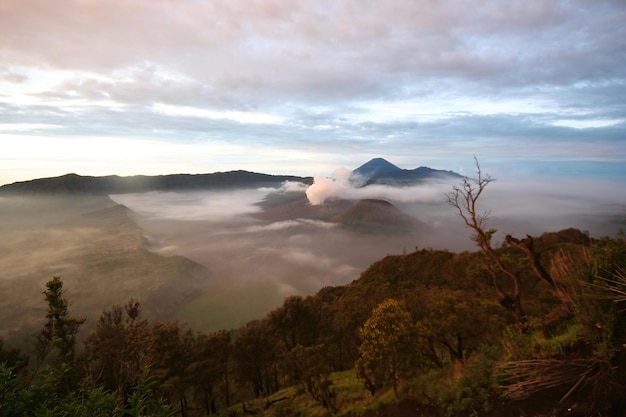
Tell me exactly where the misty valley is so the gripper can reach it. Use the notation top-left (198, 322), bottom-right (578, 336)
top-left (1, 161), bottom-right (625, 416)
top-left (0, 182), bottom-right (438, 339)
top-left (3, 171), bottom-right (623, 340)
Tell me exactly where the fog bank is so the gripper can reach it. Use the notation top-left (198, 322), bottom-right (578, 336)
top-left (108, 175), bottom-right (625, 331)
top-left (1, 172), bottom-right (623, 338)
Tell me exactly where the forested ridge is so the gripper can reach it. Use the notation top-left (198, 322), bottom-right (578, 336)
top-left (2, 227), bottom-right (625, 417)
top-left (0, 172), bottom-right (311, 196)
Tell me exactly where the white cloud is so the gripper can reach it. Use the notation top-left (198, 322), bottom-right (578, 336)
top-left (0, 123), bottom-right (61, 132)
top-left (152, 103), bottom-right (284, 125)
top-left (0, 0), bottom-right (624, 184)
top-left (246, 219), bottom-right (337, 233)
top-left (110, 190), bottom-right (267, 221)
top-left (551, 119), bottom-right (624, 129)
top-left (305, 167), bottom-right (453, 205)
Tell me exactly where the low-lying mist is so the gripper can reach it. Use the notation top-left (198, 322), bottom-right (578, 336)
top-left (304, 171), bottom-right (626, 250)
top-left (110, 185), bottom-right (427, 331)
top-left (109, 176), bottom-right (624, 330)
top-left (1, 173), bottom-right (623, 340)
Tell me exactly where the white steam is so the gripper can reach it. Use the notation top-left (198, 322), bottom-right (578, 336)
top-left (259, 181), bottom-right (309, 193)
top-left (305, 167), bottom-right (452, 205)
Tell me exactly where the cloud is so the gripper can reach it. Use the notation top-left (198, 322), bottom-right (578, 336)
top-left (153, 103), bottom-right (284, 125)
top-left (246, 219), bottom-right (337, 233)
top-left (551, 119), bottom-right (625, 129)
top-left (2, 0), bottom-right (624, 104)
top-left (305, 167), bottom-right (457, 205)
top-left (276, 181), bottom-right (310, 193)
top-left (0, 0), bottom-right (624, 186)
top-left (103, 177), bottom-right (625, 330)
top-left (0, 123), bottom-right (60, 132)
top-left (111, 190), bottom-right (267, 221)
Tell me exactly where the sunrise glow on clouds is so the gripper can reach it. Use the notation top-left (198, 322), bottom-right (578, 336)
top-left (0, 0), bottom-right (625, 185)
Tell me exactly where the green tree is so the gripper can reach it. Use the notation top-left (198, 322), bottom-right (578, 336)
top-left (267, 295), bottom-right (317, 352)
top-left (287, 344), bottom-right (337, 412)
top-left (233, 320), bottom-right (278, 399)
top-left (356, 299), bottom-right (419, 397)
top-left (36, 276), bottom-right (85, 364)
top-left (188, 330), bottom-right (232, 414)
top-left (32, 276), bottom-right (85, 398)
top-left (412, 288), bottom-right (503, 364)
top-left (84, 299), bottom-right (149, 398)
top-left (145, 321), bottom-right (196, 417)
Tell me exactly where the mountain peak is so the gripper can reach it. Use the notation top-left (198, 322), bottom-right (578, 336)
top-left (352, 158), bottom-right (402, 179)
top-left (350, 158), bottom-right (463, 185)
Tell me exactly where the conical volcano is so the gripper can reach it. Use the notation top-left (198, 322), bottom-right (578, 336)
top-left (351, 158), bottom-right (463, 185)
top-left (352, 158), bottom-right (402, 179)
top-left (330, 198), bottom-right (425, 234)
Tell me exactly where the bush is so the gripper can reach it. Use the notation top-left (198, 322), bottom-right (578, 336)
top-left (446, 344), bottom-right (503, 417)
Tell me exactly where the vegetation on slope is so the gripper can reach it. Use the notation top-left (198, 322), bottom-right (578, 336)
top-left (1, 228), bottom-right (625, 416)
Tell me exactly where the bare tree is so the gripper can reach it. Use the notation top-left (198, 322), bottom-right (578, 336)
top-left (446, 157), bottom-right (528, 332)
top-left (504, 234), bottom-right (573, 314)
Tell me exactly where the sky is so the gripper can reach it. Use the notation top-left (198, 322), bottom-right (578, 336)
top-left (1, 0), bottom-right (625, 186)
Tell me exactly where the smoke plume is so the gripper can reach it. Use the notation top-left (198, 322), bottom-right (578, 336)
top-left (305, 167), bottom-right (453, 205)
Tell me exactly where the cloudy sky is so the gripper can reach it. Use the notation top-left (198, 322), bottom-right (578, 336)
top-left (1, 0), bottom-right (625, 186)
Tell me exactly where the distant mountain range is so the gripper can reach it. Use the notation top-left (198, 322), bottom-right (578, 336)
top-left (0, 158), bottom-right (463, 195)
top-left (351, 158), bottom-right (463, 185)
top-left (0, 171), bottom-right (312, 195)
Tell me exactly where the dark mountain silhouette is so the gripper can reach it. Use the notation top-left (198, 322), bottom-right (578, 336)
top-left (351, 158), bottom-right (463, 185)
top-left (0, 159), bottom-right (459, 195)
top-left (0, 171), bottom-right (312, 195)
top-left (253, 193), bottom-right (425, 235)
top-left (352, 158), bottom-right (403, 178)
top-left (253, 195), bottom-right (353, 222)
top-left (330, 198), bottom-right (426, 234)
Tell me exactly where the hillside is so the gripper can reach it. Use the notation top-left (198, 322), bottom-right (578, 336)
top-left (4, 225), bottom-right (622, 417)
top-left (0, 195), bottom-right (215, 342)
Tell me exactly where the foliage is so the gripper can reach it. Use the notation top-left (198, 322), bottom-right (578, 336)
top-left (188, 329), bottom-right (232, 414)
top-left (0, 339), bottom-right (28, 374)
top-left (124, 368), bottom-right (174, 417)
top-left (4, 228), bottom-right (623, 416)
top-left (0, 363), bottom-right (24, 416)
top-left (233, 320), bottom-right (278, 399)
top-left (287, 344), bottom-right (337, 412)
top-left (356, 299), bottom-right (420, 397)
top-left (83, 299), bottom-right (149, 398)
top-left (409, 287), bottom-right (504, 366)
top-left (446, 344), bottom-right (503, 417)
top-left (498, 235), bottom-right (626, 414)
top-left (36, 276), bottom-right (85, 366)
